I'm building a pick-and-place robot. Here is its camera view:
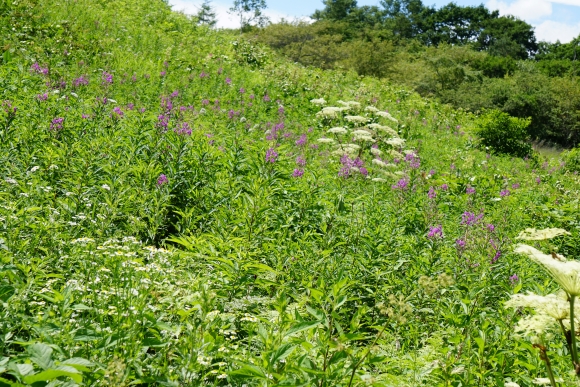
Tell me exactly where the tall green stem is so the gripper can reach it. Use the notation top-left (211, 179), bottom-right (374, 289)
top-left (543, 350), bottom-right (558, 387)
top-left (570, 295), bottom-right (579, 368)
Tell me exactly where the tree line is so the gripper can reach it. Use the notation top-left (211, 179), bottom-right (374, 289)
top-left (194, 0), bottom-right (580, 147)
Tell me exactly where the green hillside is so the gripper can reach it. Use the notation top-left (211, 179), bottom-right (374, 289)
top-left (1, 0), bottom-right (580, 386)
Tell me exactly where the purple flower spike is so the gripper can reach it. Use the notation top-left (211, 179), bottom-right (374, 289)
top-left (392, 178), bottom-right (409, 190)
top-left (113, 106), bottom-right (124, 117)
top-left (427, 225), bottom-right (443, 239)
top-left (157, 174), bottom-right (168, 186)
top-left (102, 71), bottom-right (113, 85)
top-left (292, 169), bottom-right (304, 178)
top-left (295, 134), bottom-right (307, 147)
top-left (428, 187), bottom-right (436, 199)
top-left (50, 117), bottom-right (64, 131)
top-left (509, 274), bottom-right (519, 285)
top-left (265, 148), bottom-right (278, 163)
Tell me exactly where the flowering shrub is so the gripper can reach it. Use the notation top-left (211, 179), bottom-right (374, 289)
top-left (0, 0), bottom-right (576, 386)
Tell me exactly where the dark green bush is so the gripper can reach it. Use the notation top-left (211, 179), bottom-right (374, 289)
top-left (232, 39), bottom-right (269, 68)
top-left (475, 109), bottom-right (533, 157)
top-left (564, 147), bottom-right (580, 172)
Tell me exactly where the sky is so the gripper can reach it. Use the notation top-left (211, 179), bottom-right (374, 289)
top-left (168, 0), bottom-right (580, 43)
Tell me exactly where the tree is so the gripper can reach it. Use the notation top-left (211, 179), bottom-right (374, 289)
top-left (476, 16), bottom-right (537, 59)
top-left (196, 0), bottom-right (217, 27)
top-left (229, 0), bottom-right (269, 32)
top-left (379, 0), bottom-right (432, 40)
top-left (421, 4), bottom-right (494, 46)
top-left (312, 0), bottom-right (358, 21)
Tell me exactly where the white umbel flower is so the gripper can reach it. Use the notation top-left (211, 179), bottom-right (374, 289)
top-left (316, 107), bottom-right (343, 119)
top-left (517, 228), bottom-right (571, 240)
top-left (310, 98), bottom-right (326, 105)
top-left (327, 127), bottom-right (348, 135)
top-left (365, 106), bottom-right (379, 112)
top-left (370, 148), bottom-right (382, 156)
top-left (337, 100), bottom-right (361, 109)
top-left (345, 115), bottom-right (368, 124)
top-left (317, 138), bottom-right (335, 144)
top-left (369, 124), bottom-right (398, 137)
top-left (353, 132), bottom-right (374, 142)
top-left (505, 292), bottom-right (569, 320)
top-left (375, 111), bottom-right (399, 123)
top-left (515, 314), bottom-right (556, 339)
top-left (389, 149), bottom-right (404, 159)
top-left (515, 244), bottom-right (580, 296)
top-left (533, 377), bottom-right (563, 385)
top-left (386, 138), bottom-right (405, 147)
top-left (372, 159), bottom-right (387, 168)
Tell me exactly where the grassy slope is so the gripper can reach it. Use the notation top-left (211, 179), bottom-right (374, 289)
top-left (1, 0), bottom-right (580, 386)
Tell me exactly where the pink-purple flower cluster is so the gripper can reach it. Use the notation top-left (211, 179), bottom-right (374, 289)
top-left (295, 134), bottom-right (307, 147)
top-left (392, 178), bottom-right (409, 190)
top-left (30, 63), bottom-right (49, 75)
top-left (338, 155), bottom-right (365, 178)
top-left (265, 147), bottom-right (278, 163)
top-left (175, 122), bottom-right (192, 136)
top-left (405, 152), bottom-right (420, 169)
top-left (113, 106), bottom-right (124, 117)
top-left (50, 117), bottom-right (64, 131)
top-left (73, 75), bottom-right (89, 87)
top-left (427, 186), bottom-right (436, 199)
top-left (427, 225), bottom-right (443, 238)
top-left (102, 71), bottom-right (113, 85)
top-left (157, 174), bottom-right (168, 186)
top-left (292, 169), bottom-right (304, 178)
top-left (461, 211), bottom-right (483, 226)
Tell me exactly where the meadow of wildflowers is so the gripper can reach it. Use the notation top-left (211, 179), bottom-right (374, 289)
top-left (1, 0), bottom-right (580, 386)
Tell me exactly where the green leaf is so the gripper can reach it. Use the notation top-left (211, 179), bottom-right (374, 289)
top-left (285, 320), bottom-right (321, 336)
top-left (305, 305), bottom-right (325, 321)
top-left (0, 286), bottom-right (14, 302)
top-left (229, 364), bottom-right (266, 379)
top-left (269, 344), bottom-right (295, 364)
top-left (28, 343), bottom-right (53, 370)
top-left (60, 358), bottom-right (93, 372)
top-left (23, 366), bottom-right (82, 384)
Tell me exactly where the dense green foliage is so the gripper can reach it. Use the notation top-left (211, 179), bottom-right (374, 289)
top-left (474, 110), bottom-right (532, 158)
top-left (2, 0), bottom-right (580, 386)
top-left (253, 0), bottom-right (580, 147)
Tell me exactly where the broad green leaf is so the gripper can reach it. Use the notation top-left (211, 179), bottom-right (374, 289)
top-left (60, 358), bottom-right (93, 372)
top-left (0, 286), bottom-right (14, 302)
top-left (229, 364), bottom-right (266, 379)
top-left (285, 320), bottom-right (321, 337)
top-left (23, 367), bottom-right (82, 384)
top-left (28, 343), bottom-right (53, 370)
top-left (269, 344), bottom-right (295, 364)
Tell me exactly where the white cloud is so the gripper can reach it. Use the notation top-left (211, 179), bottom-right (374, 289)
top-left (551, 0), bottom-right (580, 5)
top-left (168, 0), bottom-right (305, 29)
top-left (486, 0), bottom-right (552, 20)
top-left (535, 20), bottom-right (580, 42)
top-left (485, 0), bottom-right (580, 42)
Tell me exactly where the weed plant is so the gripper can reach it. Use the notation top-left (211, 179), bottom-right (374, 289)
top-left (1, 0), bottom-right (580, 386)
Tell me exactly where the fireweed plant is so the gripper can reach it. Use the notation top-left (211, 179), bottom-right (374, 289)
top-left (1, 0), bottom-right (580, 386)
